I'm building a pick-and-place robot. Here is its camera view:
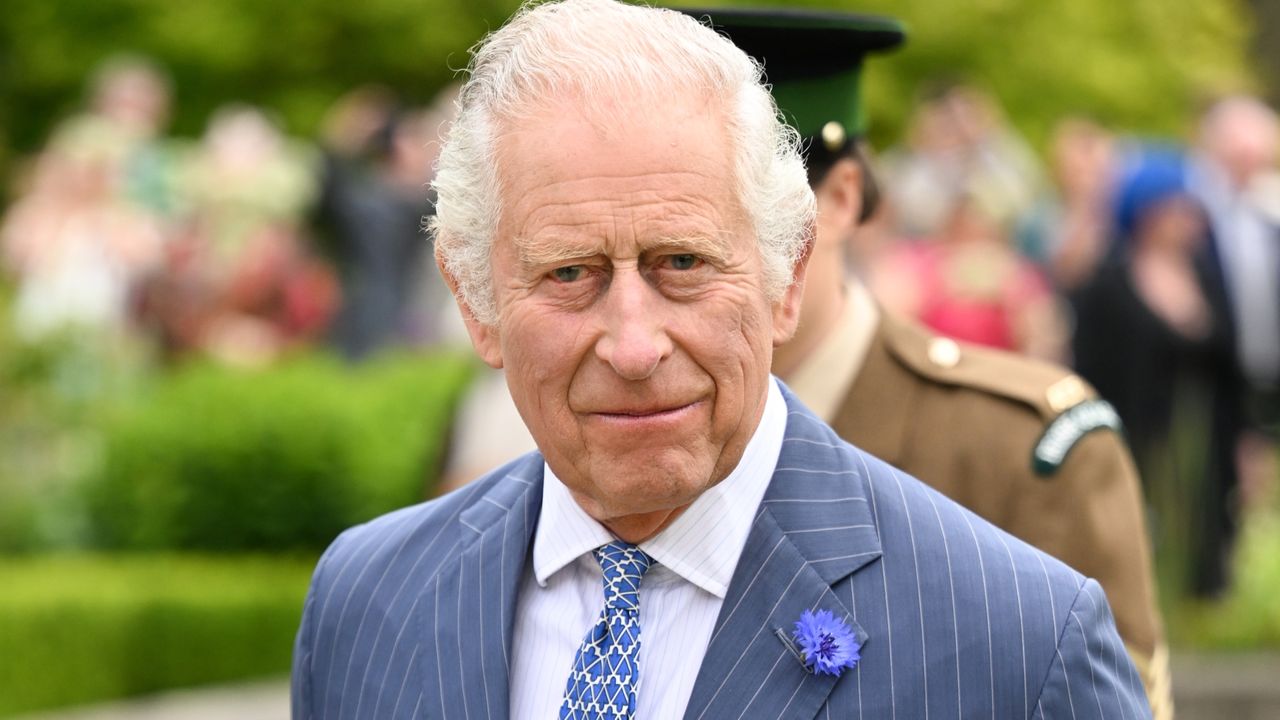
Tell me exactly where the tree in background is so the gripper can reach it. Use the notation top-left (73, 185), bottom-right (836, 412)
top-left (847, 0), bottom-right (1255, 147)
top-left (0, 0), bottom-right (1260, 197)
top-left (0, 0), bottom-right (509, 194)
top-left (1249, 0), bottom-right (1280, 104)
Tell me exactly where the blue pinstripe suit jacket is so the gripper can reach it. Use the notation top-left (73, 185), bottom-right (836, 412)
top-left (292, 386), bottom-right (1151, 719)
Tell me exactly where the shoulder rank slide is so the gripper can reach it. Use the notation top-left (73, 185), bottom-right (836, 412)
top-left (1032, 399), bottom-right (1122, 477)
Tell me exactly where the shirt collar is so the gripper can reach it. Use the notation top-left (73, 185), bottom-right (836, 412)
top-left (532, 377), bottom-right (788, 598)
top-left (787, 281), bottom-right (880, 423)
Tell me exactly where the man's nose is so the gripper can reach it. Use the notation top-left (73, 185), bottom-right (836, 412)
top-left (594, 269), bottom-right (673, 380)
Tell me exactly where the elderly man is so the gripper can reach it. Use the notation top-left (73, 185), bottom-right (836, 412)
top-left (291, 1), bottom-right (1149, 718)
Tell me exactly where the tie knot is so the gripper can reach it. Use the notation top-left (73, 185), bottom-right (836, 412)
top-left (593, 541), bottom-right (652, 611)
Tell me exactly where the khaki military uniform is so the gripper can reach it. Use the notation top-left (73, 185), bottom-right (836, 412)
top-left (791, 289), bottom-right (1172, 719)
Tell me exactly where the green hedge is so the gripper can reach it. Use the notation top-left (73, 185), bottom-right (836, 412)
top-left (84, 351), bottom-right (474, 552)
top-left (0, 287), bottom-right (146, 553)
top-left (0, 554), bottom-right (315, 717)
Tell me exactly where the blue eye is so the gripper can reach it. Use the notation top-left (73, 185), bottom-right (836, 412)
top-left (552, 266), bottom-right (584, 282)
top-left (668, 254), bottom-right (698, 270)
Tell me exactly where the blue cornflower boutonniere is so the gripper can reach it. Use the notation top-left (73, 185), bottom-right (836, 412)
top-left (793, 608), bottom-right (860, 677)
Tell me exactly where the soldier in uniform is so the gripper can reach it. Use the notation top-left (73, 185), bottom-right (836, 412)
top-left (690, 8), bottom-right (1173, 717)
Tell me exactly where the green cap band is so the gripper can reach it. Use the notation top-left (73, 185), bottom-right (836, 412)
top-left (772, 63), bottom-right (865, 138)
top-left (679, 7), bottom-right (906, 137)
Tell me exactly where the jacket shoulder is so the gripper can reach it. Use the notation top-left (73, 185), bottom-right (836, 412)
top-left (825, 441), bottom-right (1146, 716)
top-left (853, 447), bottom-right (1102, 661)
top-left (292, 453), bottom-right (541, 718)
top-left (880, 313), bottom-right (1095, 421)
top-left (857, 443), bottom-right (1086, 590)
top-left (878, 314), bottom-right (1126, 476)
top-left (315, 453), bottom-right (540, 587)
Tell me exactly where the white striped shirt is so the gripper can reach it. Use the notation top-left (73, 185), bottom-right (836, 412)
top-left (509, 378), bottom-right (787, 719)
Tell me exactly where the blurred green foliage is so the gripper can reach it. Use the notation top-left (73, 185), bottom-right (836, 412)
top-left (0, 283), bottom-right (150, 552)
top-left (83, 351), bottom-right (474, 552)
top-left (0, 0), bottom-right (509, 151)
top-left (0, 554), bottom-right (315, 717)
top-left (1168, 507), bottom-right (1280, 650)
top-left (839, 0), bottom-right (1256, 148)
top-left (0, 271), bottom-right (476, 554)
top-left (0, 0), bottom-right (1258, 194)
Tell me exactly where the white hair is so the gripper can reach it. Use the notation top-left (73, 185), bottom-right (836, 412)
top-left (431, 0), bottom-right (814, 324)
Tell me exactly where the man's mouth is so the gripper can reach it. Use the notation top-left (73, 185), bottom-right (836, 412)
top-left (590, 400), bottom-right (701, 422)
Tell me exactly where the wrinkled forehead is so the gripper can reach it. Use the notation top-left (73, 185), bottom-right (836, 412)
top-left (492, 90), bottom-right (741, 202)
top-left (493, 87), bottom-right (733, 168)
top-left (489, 91), bottom-right (752, 261)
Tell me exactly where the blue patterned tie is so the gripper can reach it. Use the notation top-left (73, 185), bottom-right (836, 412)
top-left (559, 541), bottom-right (653, 720)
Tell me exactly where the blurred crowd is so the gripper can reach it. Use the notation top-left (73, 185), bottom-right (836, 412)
top-left (0, 56), bottom-right (457, 368)
top-left (2, 57), bottom-right (1278, 601)
top-left (865, 82), bottom-right (1279, 599)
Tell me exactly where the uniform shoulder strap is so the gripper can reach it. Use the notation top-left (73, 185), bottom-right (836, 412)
top-left (878, 312), bottom-right (1094, 421)
top-left (878, 312), bottom-right (1123, 477)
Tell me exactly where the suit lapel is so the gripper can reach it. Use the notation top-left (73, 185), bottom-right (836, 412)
top-left (682, 394), bottom-right (883, 720)
top-left (419, 456), bottom-right (543, 720)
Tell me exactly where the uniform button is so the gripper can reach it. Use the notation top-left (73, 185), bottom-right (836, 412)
top-left (1046, 375), bottom-right (1088, 412)
top-left (821, 121), bottom-right (847, 151)
top-left (927, 338), bottom-right (961, 368)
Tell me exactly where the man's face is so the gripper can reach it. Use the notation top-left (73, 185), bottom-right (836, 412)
top-left (454, 95), bottom-right (804, 532)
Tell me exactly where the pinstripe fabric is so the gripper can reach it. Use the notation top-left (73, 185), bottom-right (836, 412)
top-left (291, 382), bottom-right (1151, 719)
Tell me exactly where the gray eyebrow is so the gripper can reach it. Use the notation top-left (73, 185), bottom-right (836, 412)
top-left (516, 233), bottom-right (735, 269)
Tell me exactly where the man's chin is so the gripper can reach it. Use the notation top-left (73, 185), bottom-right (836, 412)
top-left (565, 463), bottom-right (712, 521)
top-left (587, 492), bottom-right (699, 543)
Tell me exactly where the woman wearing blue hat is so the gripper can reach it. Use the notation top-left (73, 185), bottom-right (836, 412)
top-left (1073, 145), bottom-right (1245, 600)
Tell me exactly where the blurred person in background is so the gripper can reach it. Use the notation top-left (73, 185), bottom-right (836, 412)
top-left (0, 56), bottom-right (173, 342)
top-left (315, 85), bottom-right (455, 361)
top-left (869, 184), bottom-right (1068, 362)
top-left (179, 105), bottom-right (318, 262)
top-left (436, 7), bottom-right (1169, 712)
top-left (1018, 116), bottom-right (1119, 293)
top-left (1073, 148), bottom-right (1243, 599)
top-left (136, 105), bottom-right (337, 365)
top-left (871, 81), bottom-right (1065, 362)
top-left (0, 119), bottom-right (164, 342)
top-left (1188, 96), bottom-right (1280, 507)
top-left (46, 54), bottom-right (178, 217)
top-left (880, 80), bottom-right (1044, 240)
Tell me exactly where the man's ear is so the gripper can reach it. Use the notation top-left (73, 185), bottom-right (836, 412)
top-left (436, 247), bottom-right (504, 369)
top-left (772, 221), bottom-right (816, 346)
top-left (815, 157), bottom-right (864, 239)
